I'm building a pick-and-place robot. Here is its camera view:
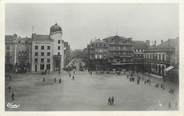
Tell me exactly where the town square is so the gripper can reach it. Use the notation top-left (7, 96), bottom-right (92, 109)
top-left (5, 4), bottom-right (179, 111)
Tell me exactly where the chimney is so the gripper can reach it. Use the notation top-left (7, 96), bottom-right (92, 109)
top-left (154, 40), bottom-right (157, 46)
top-left (146, 40), bottom-right (150, 46)
top-left (32, 33), bottom-right (36, 39)
top-left (161, 40), bottom-right (163, 44)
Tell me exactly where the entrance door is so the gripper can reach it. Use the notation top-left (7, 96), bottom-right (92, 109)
top-left (35, 65), bottom-right (37, 72)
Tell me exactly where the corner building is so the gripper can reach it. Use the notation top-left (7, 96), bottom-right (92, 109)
top-left (31, 23), bottom-right (64, 72)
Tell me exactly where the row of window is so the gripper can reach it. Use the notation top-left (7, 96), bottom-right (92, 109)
top-left (112, 58), bottom-right (133, 63)
top-left (35, 45), bottom-right (61, 50)
top-left (144, 53), bottom-right (166, 61)
top-left (34, 58), bottom-right (50, 63)
top-left (134, 49), bottom-right (144, 52)
top-left (35, 45), bottom-right (50, 50)
top-left (35, 52), bottom-right (50, 56)
top-left (35, 64), bottom-right (50, 71)
top-left (110, 46), bottom-right (130, 50)
top-left (111, 52), bottom-right (133, 55)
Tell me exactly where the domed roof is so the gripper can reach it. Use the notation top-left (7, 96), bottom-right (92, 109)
top-left (50, 23), bottom-right (62, 35)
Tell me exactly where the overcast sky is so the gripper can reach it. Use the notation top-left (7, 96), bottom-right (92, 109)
top-left (6, 4), bottom-right (178, 50)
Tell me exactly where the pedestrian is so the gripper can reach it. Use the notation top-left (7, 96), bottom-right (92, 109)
top-left (11, 92), bottom-right (15, 101)
top-left (59, 78), bottom-right (61, 83)
top-left (111, 96), bottom-right (114, 105)
top-left (43, 77), bottom-right (45, 82)
top-left (108, 97), bottom-right (111, 105)
top-left (8, 86), bottom-right (11, 92)
top-left (54, 78), bottom-right (57, 83)
top-left (72, 75), bottom-right (75, 80)
top-left (168, 101), bottom-right (171, 109)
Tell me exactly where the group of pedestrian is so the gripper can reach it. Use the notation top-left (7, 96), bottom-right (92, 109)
top-left (68, 70), bottom-right (76, 80)
top-left (107, 96), bottom-right (114, 105)
top-left (54, 78), bottom-right (62, 84)
top-left (124, 71), bottom-right (178, 109)
top-left (42, 77), bottom-right (63, 84)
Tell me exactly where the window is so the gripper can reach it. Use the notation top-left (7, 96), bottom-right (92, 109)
top-left (40, 64), bottom-right (44, 70)
top-left (35, 45), bottom-right (38, 50)
top-left (58, 46), bottom-right (60, 50)
top-left (47, 59), bottom-right (50, 63)
top-left (58, 40), bottom-right (61, 44)
top-left (47, 52), bottom-right (50, 56)
top-left (41, 46), bottom-right (44, 50)
top-left (58, 52), bottom-right (60, 55)
top-left (47, 46), bottom-right (50, 50)
top-left (41, 58), bottom-right (44, 63)
top-left (41, 52), bottom-right (44, 56)
top-left (162, 54), bottom-right (165, 61)
top-left (34, 58), bottom-right (38, 63)
top-left (47, 64), bottom-right (50, 70)
top-left (95, 54), bottom-right (98, 59)
top-left (99, 54), bottom-right (102, 59)
top-left (35, 52), bottom-right (38, 56)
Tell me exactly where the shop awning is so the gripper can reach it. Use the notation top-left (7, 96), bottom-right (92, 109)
top-left (165, 66), bottom-right (174, 72)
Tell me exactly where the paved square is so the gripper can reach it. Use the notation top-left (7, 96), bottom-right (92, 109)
top-left (5, 71), bottom-right (178, 111)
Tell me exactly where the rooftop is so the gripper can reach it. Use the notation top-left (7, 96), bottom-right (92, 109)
top-left (32, 34), bottom-right (53, 42)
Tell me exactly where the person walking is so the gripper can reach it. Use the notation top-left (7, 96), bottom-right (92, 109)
top-left (111, 96), bottom-right (114, 105)
top-left (59, 78), bottom-right (61, 83)
top-left (11, 92), bottom-right (15, 101)
top-left (108, 97), bottom-right (111, 105)
top-left (54, 78), bottom-right (57, 83)
top-left (43, 77), bottom-right (45, 82)
top-left (72, 75), bottom-right (75, 80)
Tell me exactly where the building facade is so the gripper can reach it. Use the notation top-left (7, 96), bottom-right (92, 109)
top-left (87, 39), bottom-right (109, 71)
top-left (87, 35), bottom-right (135, 71)
top-left (31, 23), bottom-right (65, 72)
top-left (86, 35), bottom-right (179, 82)
top-left (16, 37), bottom-right (32, 72)
top-left (133, 40), bottom-right (149, 72)
top-left (63, 41), bottom-right (71, 68)
top-left (143, 38), bottom-right (179, 82)
top-left (5, 34), bottom-right (18, 72)
top-left (103, 35), bottom-right (134, 70)
top-left (31, 34), bottom-right (54, 72)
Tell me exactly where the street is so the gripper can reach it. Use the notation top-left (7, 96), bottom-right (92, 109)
top-left (5, 71), bottom-right (178, 111)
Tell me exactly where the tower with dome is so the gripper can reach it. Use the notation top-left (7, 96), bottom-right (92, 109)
top-left (49, 23), bottom-right (64, 72)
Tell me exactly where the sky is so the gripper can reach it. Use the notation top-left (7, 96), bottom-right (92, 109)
top-left (6, 4), bottom-right (178, 50)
